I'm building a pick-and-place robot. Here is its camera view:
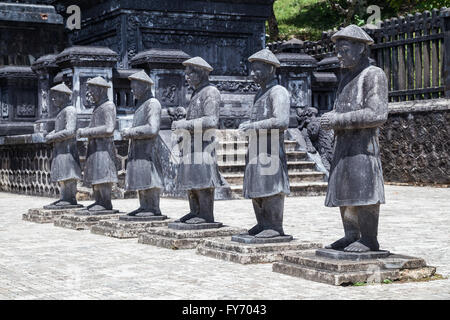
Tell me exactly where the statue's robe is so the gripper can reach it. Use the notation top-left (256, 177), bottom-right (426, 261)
top-left (243, 81), bottom-right (291, 199)
top-left (325, 65), bottom-right (388, 207)
top-left (83, 101), bottom-right (118, 186)
top-left (50, 105), bottom-right (82, 182)
top-left (125, 98), bottom-right (164, 191)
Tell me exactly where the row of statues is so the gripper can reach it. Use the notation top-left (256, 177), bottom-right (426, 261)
top-left (44, 25), bottom-right (389, 253)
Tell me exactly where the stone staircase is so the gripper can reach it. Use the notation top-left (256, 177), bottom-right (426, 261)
top-left (216, 131), bottom-right (328, 199)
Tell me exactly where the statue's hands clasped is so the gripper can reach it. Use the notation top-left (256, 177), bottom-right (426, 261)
top-left (121, 128), bottom-right (131, 139)
top-left (171, 119), bottom-right (187, 131)
top-left (77, 128), bottom-right (87, 139)
top-left (320, 112), bottom-right (335, 130)
top-left (238, 121), bottom-right (253, 133)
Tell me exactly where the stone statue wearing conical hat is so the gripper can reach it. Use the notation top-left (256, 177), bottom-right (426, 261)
top-left (171, 56), bottom-right (226, 225)
top-left (237, 48), bottom-right (291, 241)
top-left (43, 83), bottom-right (83, 210)
top-left (77, 76), bottom-right (119, 214)
top-left (121, 70), bottom-right (165, 218)
top-left (320, 24), bottom-right (388, 252)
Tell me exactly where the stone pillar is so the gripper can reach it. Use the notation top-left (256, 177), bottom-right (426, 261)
top-left (31, 54), bottom-right (60, 134)
top-left (54, 46), bottom-right (118, 128)
top-left (275, 39), bottom-right (317, 127)
top-left (130, 48), bottom-right (191, 129)
top-left (0, 66), bottom-right (38, 136)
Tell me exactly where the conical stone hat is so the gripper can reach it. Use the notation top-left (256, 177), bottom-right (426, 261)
top-left (50, 83), bottom-right (72, 95)
top-left (86, 76), bottom-right (111, 88)
top-left (182, 57), bottom-right (213, 72)
top-left (331, 24), bottom-right (374, 45)
top-left (248, 48), bottom-right (280, 68)
top-left (128, 70), bottom-right (154, 85)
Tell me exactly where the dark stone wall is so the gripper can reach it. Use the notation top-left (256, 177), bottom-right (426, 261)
top-left (380, 100), bottom-right (449, 185)
top-left (54, 0), bottom-right (273, 74)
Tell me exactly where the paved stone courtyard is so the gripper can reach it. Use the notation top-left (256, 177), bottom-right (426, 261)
top-left (0, 185), bottom-right (449, 300)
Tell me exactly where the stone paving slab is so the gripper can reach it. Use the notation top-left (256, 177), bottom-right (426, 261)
top-left (0, 185), bottom-right (449, 299)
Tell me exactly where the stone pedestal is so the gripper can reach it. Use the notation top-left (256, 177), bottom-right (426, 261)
top-left (22, 207), bottom-right (82, 224)
top-left (90, 215), bottom-right (173, 239)
top-left (196, 237), bottom-right (322, 264)
top-left (53, 211), bottom-right (121, 231)
top-left (272, 248), bottom-right (436, 286)
top-left (138, 225), bottom-right (246, 250)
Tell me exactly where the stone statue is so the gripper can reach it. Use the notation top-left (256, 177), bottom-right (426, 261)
top-left (238, 49), bottom-right (291, 239)
top-left (121, 70), bottom-right (164, 217)
top-left (77, 76), bottom-right (118, 214)
top-left (297, 107), bottom-right (334, 171)
top-left (171, 57), bottom-right (225, 225)
top-left (44, 83), bottom-right (82, 209)
top-left (320, 25), bottom-right (388, 252)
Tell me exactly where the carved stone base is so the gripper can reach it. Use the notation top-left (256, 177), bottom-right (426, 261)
top-left (43, 204), bottom-right (84, 210)
top-left (90, 217), bottom-right (173, 239)
top-left (119, 215), bottom-right (168, 222)
top-left (168, 221), bottom-right (223, 230)
top-left (231, 234), bottom-right (294, 244)
top-left (196, 237), bottom-right (322, 264)
top-left (22, 207), bottom-right (83, 224)
top-left (272, 249), bottom-right (436, 286)
top-left (54, 213), bottom-right (121, 231)
top-left (74, 209), bottom-right (120, 216)
top-left (138, 226), bottom-right (246, 250)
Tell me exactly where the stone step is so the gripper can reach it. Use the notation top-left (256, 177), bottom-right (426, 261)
top-left (222, 171), bottom-right (325, 185)
top-left (218, 160), bottom-right (316, 173)
top-left (217, 150), bottom-right (307, 164)
top-left (228, 182), bottom-right (328, 199)
top-left (219, 140), bottom-right (298, 152)
top-left (282, 252), bottom-right (427, 273)
top-left (272, 260), bottom-right (400, 286)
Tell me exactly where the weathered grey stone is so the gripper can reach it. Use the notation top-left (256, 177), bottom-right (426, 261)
top-left (119, 215), bottom-right (168, 222)
top-left (74, 209), bottom-right (119, 216)
top-left (315, 248), bottom-right (391, 261)
top-left (138, 226), bottom-right (246, 250)
top-left (196, 237), bottom-right (321, 264)
top-left (54, 213), bottom-right (120, 231)
top-left (90, 218), bottom-right (173, 239)
top-left (43, 204), bottom-right (83, 210)
top-left (231, 234), bottom-right (293, 244)
top-left (272, 250), bottom-right (435, 286)
top-left (168, 221), bottom-right (223, 230)
top-left (273, 260), bottom-right (400, 286)
top-left (22, 207), bottom-right (82, 224)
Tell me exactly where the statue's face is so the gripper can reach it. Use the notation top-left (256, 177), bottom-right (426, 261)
top-left (336, 39), bottom-right (365, 69)
top-left (185, 66), bottom-right (206, 89)
top-left (250, 61), bottom-right (274, 86)
top-left (87, 84), bottom-right (107, 103)
top-left (130, 80), bottom-right (149, 99)
top-left (50, 91), bottom-right (70, 108)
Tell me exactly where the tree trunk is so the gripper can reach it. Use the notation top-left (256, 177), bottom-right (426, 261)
top-left (268, 4), bottom-right (279, 41)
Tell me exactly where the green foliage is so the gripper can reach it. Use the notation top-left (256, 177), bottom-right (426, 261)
top-left (352, 281), bottom-right (367, 286)
top-left (271, 0), bottom-right (450, 42)
top-left (383, 279), bottom-right (393, 284)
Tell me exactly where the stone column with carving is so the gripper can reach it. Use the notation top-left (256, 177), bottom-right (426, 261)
top-left (130, 49), bottom-right (191, 129)
top-left (0, 66), bottom-right (38, 136)
top-left (31, 54), bottom-right (60, 134)
top-left (54, 46), bottom-right (118, 129)
top-left (275, 39), bottom-right (317, 128)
